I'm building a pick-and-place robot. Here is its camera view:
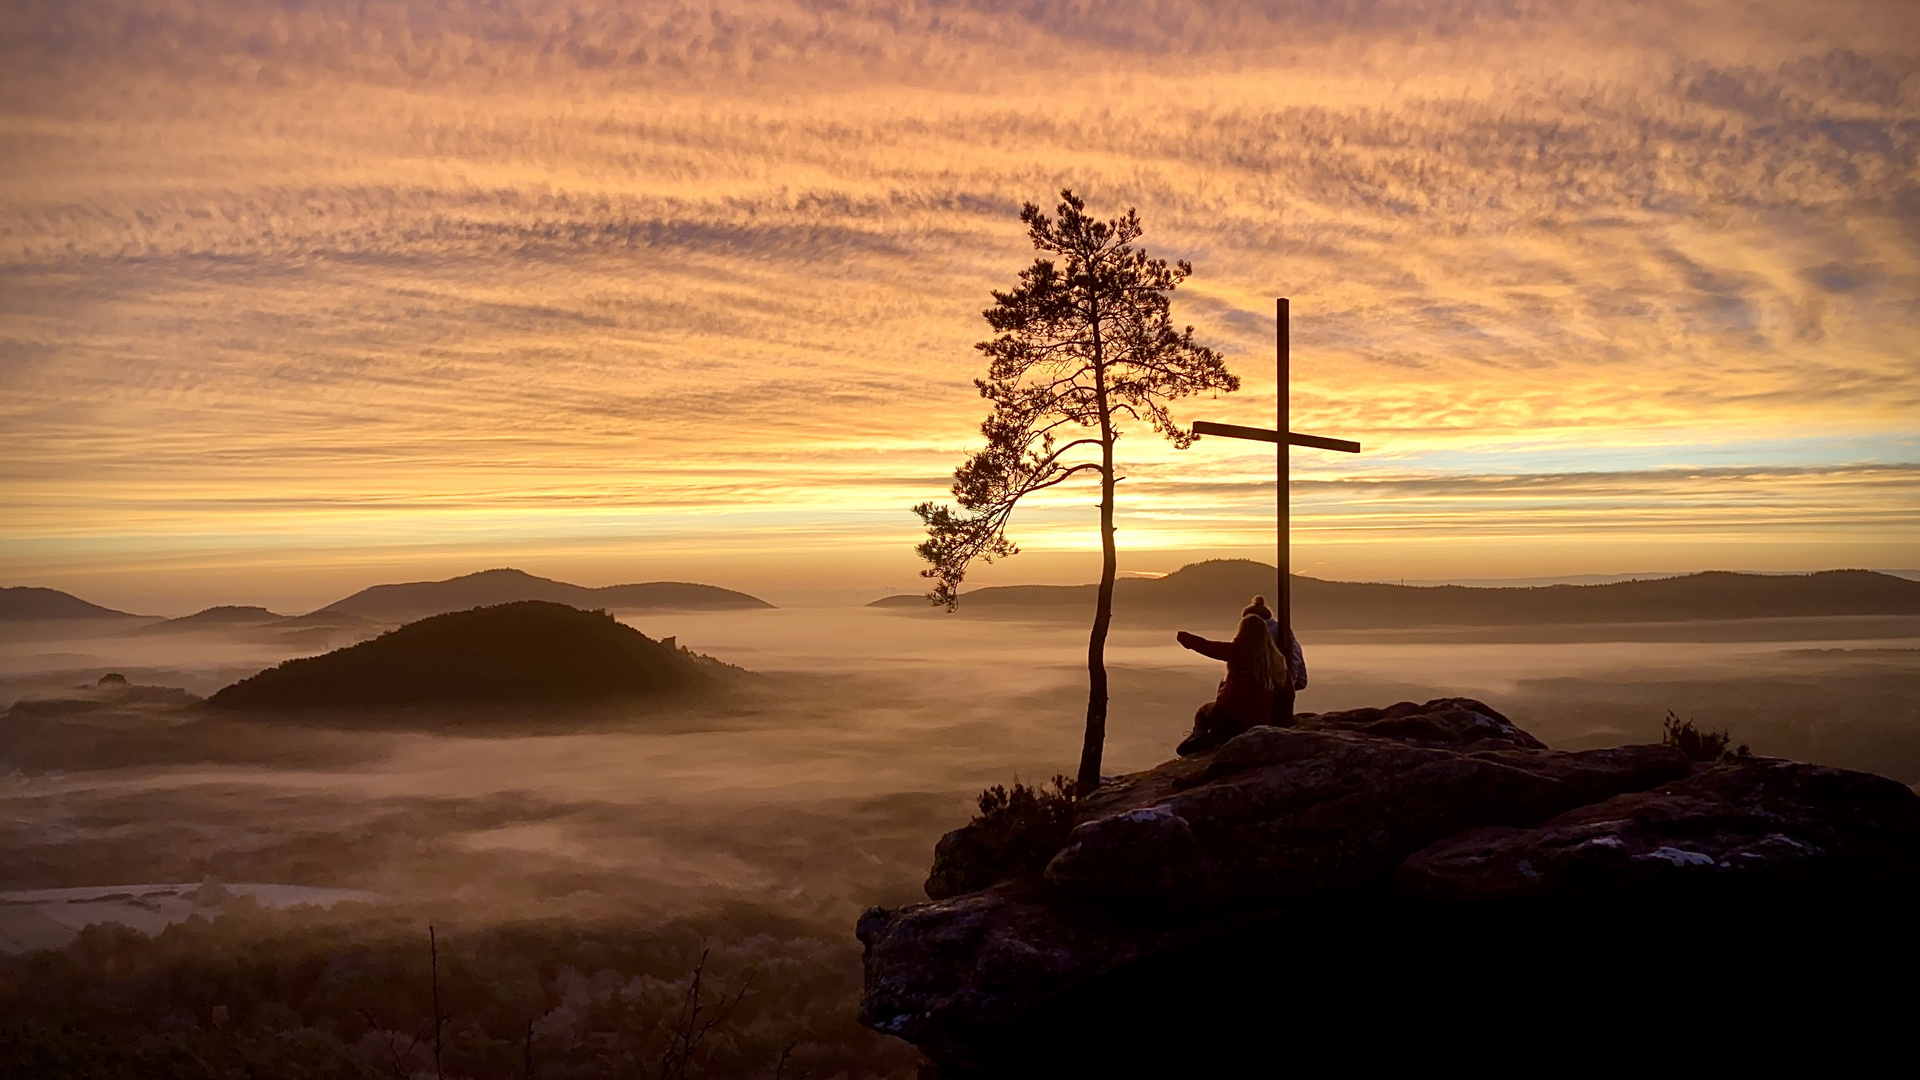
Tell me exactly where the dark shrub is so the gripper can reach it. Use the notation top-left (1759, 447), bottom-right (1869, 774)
top-left (924, 776), bottom-right (1077, 900)
top-left (1662, 711), bottom-right (1749, 761)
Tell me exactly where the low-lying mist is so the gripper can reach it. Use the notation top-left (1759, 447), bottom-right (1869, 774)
top-left (7, 608), bottom-right (1919, 914)
top-left (2, 607), bottom-right (1916, 1074)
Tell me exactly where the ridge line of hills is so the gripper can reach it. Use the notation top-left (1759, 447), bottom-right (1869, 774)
top-left (317, 568), bottom-right (773, 622)
top-left (0, 568), bottom-right (774, 628)
top-left (8, 562), bottom-right (1919, 630)
top-left (0, 586), bottom-right (143, 621)
top-left (870, 560), bottom-right (1920, 627)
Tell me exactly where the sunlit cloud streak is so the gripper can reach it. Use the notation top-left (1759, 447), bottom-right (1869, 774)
top-left (1, 0), bottom-right (1916, 610)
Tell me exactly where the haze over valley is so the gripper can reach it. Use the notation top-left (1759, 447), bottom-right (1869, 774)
top-left (8, 564), bottom-right (1915, 940)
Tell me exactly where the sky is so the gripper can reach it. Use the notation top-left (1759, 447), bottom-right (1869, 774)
top-left (1, 0), bottom-right (1916, 614)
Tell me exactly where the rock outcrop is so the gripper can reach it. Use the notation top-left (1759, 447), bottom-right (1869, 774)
top-left (1402, 756), bottom-right (1920, 897)
top-left (857, 699), bottom-right (1920, 1074)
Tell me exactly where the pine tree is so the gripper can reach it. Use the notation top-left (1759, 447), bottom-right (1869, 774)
top-left (915, 190), bottom-right (1238, 793)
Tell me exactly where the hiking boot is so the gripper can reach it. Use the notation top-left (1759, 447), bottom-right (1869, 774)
top-left (1177, 726), bottom-right (1226, 757)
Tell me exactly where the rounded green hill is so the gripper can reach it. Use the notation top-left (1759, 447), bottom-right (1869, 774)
top-left (208, 601), bottom-right (738, 711)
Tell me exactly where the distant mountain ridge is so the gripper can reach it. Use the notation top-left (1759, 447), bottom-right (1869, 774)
top-left (870, 560), bottom-right (1920, 627)
top-left (0, 587), bottom-right (145, 622)
top-left (127, 605), bottom-right (284, 634)
top-left (121, 606), bottom-right (377, 646)
top-left (319, 568), bottom-right (773, 621)
top-left (4, 569), bottom-right (771, 630)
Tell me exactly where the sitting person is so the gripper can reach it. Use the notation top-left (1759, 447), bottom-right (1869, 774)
top-left (1241, 595), bottom-right (1308, 723)
top-left (1175, 612), bottom-right (1292, 756)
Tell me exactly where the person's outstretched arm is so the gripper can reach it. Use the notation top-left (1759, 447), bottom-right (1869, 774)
top-left (1176, 631), bottom-right (1235, 662)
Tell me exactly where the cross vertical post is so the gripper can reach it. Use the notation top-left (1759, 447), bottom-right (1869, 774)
top-left (1192, 299), bottom-right (1361, 704)
top-left (1277, 297), bottom-right (1289, 636)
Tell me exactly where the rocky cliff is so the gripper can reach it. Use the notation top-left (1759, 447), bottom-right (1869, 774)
top-left (857, 699), bottom-right (1920, 1074)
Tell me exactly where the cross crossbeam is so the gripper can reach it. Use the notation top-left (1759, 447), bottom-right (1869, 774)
top-left (1192, 421), bottom-right (1360, 455)
top-left (1192, 298), bottom-right (1362, 638)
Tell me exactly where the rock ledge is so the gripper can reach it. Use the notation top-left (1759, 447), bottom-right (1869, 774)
top-left (857, 699), bottom-right (1920, 1073)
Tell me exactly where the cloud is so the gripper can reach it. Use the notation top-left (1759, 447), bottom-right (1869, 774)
top-left (1, 1), bottom-right (1916, 597)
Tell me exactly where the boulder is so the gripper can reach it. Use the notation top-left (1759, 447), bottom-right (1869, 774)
top-left (1042, 805), bottom-right (1203, 900)
top-left (856, 889), bottom-right (1130, 1067)
top-left (859, 699), bottom-right (1920, 1074)
top-left (1401, 756), bottom-right (1920, 898)
top-left (1046, 725), bottom-right (1689, 905)
top-left (1295, 695), bottom-right (1546, 750)
top-left (856, 884), bottom-right (1284, 1073)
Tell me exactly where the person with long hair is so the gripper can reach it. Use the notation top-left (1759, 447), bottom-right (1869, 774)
top-left (1174, 611), bottom-right (1292, 756)
top-left (1240, 594), bottom-right (1308, 723)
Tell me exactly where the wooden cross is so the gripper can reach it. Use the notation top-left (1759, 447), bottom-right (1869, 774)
top-left (1192, 298), bottom-right (1361, 638)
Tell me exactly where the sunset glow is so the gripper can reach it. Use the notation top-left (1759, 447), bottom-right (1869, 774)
top-left (3, 1), bottom-right (1916, 612)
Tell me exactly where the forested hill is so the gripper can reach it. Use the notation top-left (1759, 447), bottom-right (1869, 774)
top-left (869, 561), bottom-right (1920, 627)
top-left (209, 601), bottom-right (741, 712)
top-left (0, 586), bottom-right (145, 622)
top-left (318, 568), bottom-right (773, 622)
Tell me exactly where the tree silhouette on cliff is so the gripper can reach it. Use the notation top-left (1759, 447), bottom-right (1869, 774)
top-left (914, 190), bottom-right (1238, 793)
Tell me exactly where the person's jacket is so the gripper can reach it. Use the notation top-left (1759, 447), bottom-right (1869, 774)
top-left (1176, 631), bottom-right (1281, 729)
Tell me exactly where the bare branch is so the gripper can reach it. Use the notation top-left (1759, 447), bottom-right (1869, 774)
top-left (654, 948), bottom-right (755, 1080)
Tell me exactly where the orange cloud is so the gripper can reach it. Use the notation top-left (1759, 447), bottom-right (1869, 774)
top-left (1, 1), bottom-right (1915, 608)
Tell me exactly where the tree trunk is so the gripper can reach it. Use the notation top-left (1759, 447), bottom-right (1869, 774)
top-left (1076, 435), bottom-right (1118, 796)
top-left (1078, 272), bottom-right (1116, 796)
